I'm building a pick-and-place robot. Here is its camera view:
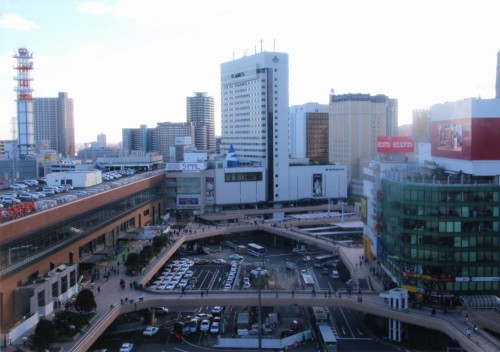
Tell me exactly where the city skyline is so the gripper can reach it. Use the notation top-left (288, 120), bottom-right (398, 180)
top-left (1, 0), bottom-right (499, 144)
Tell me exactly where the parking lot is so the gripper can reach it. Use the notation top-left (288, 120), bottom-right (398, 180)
top-left (91, 240), bottom-right (356, 351)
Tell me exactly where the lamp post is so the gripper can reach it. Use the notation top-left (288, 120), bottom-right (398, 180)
top-left (252, 267), bottom-right (266, 351)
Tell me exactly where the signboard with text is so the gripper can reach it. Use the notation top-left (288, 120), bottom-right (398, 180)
top-left (377, 136), bottom-right (414, 153)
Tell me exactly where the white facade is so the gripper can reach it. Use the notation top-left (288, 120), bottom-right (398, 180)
top-left (288, 164), bottom-right (348, 201)
top-left (46, 170), bottom-right (102, 188)
top-left (214, 166), bottom-right (267, 205)
top-left (289, 103), bottom-right (329, 159)
top-left (220, 52), bottom-right (289, 202)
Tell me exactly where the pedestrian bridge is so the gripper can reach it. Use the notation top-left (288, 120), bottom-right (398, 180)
top-left (70, 289), bottom-right (499, 352)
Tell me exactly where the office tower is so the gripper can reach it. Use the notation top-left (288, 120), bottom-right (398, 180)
top-left (97, 133), bottom-right (107, 148)
top-left (289, 103), bottom-right (329, 163)
top-left (156, 122), bottom-right (194, 162)
top-left (33, 92), bottom-right (75, 157)
top-left (329, 92), bottom-right (398, 181)
top-left (186, 92), bottom-right (215, 153)
top-left (13, 48), bottom-right (35, 158)
top-left (220, 52), bottom-right (289, 202)
top-left (496, 49), bottom-right (500, 99)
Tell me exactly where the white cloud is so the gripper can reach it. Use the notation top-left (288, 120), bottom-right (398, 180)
top-left (0, 13), bottom-right (38, 31)
top-left (77, 1), bottom-right (113, 16)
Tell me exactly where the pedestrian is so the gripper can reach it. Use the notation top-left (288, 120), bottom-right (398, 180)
top-left (201, 291), bottom-right (204, 297)
top-left (328, 288), bottom-right (331, 297)
top-left (324, 291), bottom-right (327, 298)
top-left (292, 289), bottom-right (294, 298)
top-left (98, 286), bottom-right (100, 294)
top-left (467, 328), bottom-right (471, 338)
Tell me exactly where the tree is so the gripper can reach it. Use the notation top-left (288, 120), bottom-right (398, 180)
top-left (74, 288), bottom-right (97, 314)
top-left (31, 319), bottom-right (56, 351)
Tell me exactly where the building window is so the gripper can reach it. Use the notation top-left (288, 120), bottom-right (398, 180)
top-left (61, 276), bottom-right (68, 293)
top-left (52, 281), bottom-right (59, 297)
top-left (38, 290), bottom-right (45, 307)
top-left (70, 270), bottom-right (76, 287)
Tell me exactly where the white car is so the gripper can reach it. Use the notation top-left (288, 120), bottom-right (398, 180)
top-left (229, 254), bottom-right (243, 260)
top-left (210, 321), bottom-right (220, 334)
top-left (143, 326), bottom-right (159, 336)
top-left (200, 319), bottom-right (210, 332)
top-left (18, 192), bottom-right (39, 201)
top-left (211, 306), bottom-right (224, 315)
top-left (119, 343), bottom-right (134, 352)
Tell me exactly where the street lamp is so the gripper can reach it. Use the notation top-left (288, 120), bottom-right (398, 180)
top-left (251, 267), bottom-right (267, 351)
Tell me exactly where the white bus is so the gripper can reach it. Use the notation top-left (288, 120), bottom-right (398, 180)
top-left (317, 324), bottom-right (337, 352)
top-left (301, 273), bottom-right (315, 290)
top-left (247, 243), bottom-right (265, 257)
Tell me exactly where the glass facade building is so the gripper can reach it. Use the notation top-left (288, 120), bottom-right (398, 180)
top-left (381, 179), bottom-right (499, 300)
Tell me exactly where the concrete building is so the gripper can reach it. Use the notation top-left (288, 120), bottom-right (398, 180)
top-left (289, 103), bottom-right (329, 163)
top-left (97, 133), bottom-right (107, 148)
top-left (329, 92), bottom-right (398, 181)
top-left (156, 122), bottom-right (194, 163)
top-left (187, 92), bottom-right (215, 153)
top-left (33, 92), bottom-right (75, 157)
top-left (220, 52), bottom-right (290, 202)
top-left (122, 124), bottom-right (155, 155)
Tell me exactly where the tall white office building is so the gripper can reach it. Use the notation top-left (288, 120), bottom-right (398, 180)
top-left (220, 52), bottom-right (289, 202)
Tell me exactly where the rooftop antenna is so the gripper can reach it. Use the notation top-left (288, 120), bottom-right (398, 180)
top-left (273, 39), bottom-right (276, 52)
top-left (260, 39), bottom-right (263, 53)
top-left (244, 49), bottom-right (248, 57)
top-left (254, 46), bottom-right (257, 55)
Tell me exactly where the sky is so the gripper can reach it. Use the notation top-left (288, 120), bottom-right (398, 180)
top-left (1, 0), bottom-right (499, 144)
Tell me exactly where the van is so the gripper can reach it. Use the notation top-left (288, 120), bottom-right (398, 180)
top-left (331, 270), bottom-right (340, 279)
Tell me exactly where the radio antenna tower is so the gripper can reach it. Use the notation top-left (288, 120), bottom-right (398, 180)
top-left (13, 47), bottom-right (35, 158)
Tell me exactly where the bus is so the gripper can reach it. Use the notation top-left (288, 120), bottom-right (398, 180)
top-left (317, 324), bottom-right (337, 352)
top-left (301, 273), bottom-right (315, 290)
top-left (314, 253), bottom-right (339, 267)
top-left (247, 243), bottom-right (265, 257)
top-left (310, 307), bottom-right (329, 324)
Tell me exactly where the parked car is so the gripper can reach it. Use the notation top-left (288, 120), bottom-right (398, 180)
top-left (10, 184), bottom-right (27, 190)
top-left (119, 343), bottom-right (134, 352)
top-left (200, 319), bottom-right (210, 332)
top-left (18, 192), bottom-right (39, 201)
top-left (210, 321), bottom-right (220, 334)
top-left (143, 326), bottom-right (159, 336)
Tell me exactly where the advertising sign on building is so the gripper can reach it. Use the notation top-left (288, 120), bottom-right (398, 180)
top-left (312, 174), bottom-right (322, 197)
top-left (175, 136), bottom-right (192, 146)
top-left (376, 136), bottom-right (414, 153)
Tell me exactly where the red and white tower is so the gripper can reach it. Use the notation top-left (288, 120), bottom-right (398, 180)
top-left (13, 47), bottom-right (35, 157)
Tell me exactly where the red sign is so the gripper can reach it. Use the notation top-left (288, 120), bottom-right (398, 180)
top-left (377, 136), bottom-right (414, 153)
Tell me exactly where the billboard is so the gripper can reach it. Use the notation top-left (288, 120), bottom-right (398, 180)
top-left (206, 177), bottom-right (215, 202)
top-left (175, 136), bottom-right (192, 146)
top-left (431, 118), bottom-right (471, 159)
top-left (177, 195), bottom-right (200, 207)
top-left (431, 117), bottom-right (500, 160)
top-left (376, 136), bottom-right (414, 153)
top-left (312, 174), bottom-right (322, 197)
top-left (360, 196), bottom-right (367, 224)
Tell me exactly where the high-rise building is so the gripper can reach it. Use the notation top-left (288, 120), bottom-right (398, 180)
top-left (13, 48), bottom-right (35, 158)
top-left (329, 92), bottom-right (398, 181)
top-left (220, 52), bottom-right (289, 202)
top-left (33, 92), bottom-right (75, 157)
top-left (97, 133), bottom-right (107, 148)
top-left (156, 122), bottom-right (194, 162)
top-left (122, 124), bottom-right (154, 154)
top-left (289, 103), bottom-right (329, 163)
top-left (186, 92), bottom-right (215, 153)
